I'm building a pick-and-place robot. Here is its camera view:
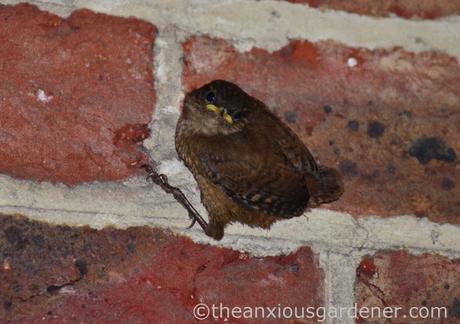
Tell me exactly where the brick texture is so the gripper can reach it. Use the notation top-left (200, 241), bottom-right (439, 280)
top-left (0, 4), bottom-right (155, 185)
top-left (182, 36), bottom-right (460, 225)
top-left (0, 214), bottom-right (324, 322)
top-left (288, 0), bottom-right (460, 19)
top-left (356, 251), bottom-right (460, 323)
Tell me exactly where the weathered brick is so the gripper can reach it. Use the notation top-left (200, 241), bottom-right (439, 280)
top-left (288, 0), bottom-right (460, 19)
top-left (356, 251), bottom-right (460, 323)
top-left (0, 214), bottom-right (323, 322)
top-left (0, 4), bottom-right (156, 185)
top-left (182, 36), bottom-right (460, 225)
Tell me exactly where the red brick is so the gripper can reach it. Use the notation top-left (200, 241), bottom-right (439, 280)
top-left (0, 4), bottom-right (156, 185)
top-left (288, 0), bottom-right (460, 19)
top-left (182, 37), bottom-right (460, 225)
top-left (0, 214), bottom-right (324, 322)
top-left (356, 251), bottom-right (460, 323)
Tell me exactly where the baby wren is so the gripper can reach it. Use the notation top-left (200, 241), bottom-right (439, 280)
top-left (175, 80), bottom-right (343, 240)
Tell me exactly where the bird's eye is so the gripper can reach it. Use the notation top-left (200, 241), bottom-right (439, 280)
top-left (206, 91), bottom-right (216, 104)
top-left (232, 111), bottom-right (243, 121)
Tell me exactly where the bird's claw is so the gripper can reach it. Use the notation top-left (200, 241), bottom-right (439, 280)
top-left (187, 218), bottom-right (197, 229)
top-left (159, 174), bottom-right (168, 183)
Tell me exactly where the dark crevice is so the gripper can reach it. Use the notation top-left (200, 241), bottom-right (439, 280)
top-left (13, 260), bottom-right (87, 305)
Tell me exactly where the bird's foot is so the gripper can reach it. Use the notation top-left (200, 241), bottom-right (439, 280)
top-left (205, 221), bottom-right (224, 241)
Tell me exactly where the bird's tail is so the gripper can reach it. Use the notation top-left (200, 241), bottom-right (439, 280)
top-left (306, 166), bottom-right (344, 207)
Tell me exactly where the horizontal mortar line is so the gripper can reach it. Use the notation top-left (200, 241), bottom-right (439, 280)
top-left (0, 204), bottom-right (183, 221)
top-left (84, 0), bottom-right (460, 61)
top-left (4, 0), bottom-right (71, 8)
top-left (3, 0), bottom-right (76, 15)
top-left (1, 203), bottom-right (460, 258)
top-left (0, 204), bottom-right (337, 251)
top-left (358, 243), bottom-right (460, 258)
top-left (4, 0), bottom-right (460, 58)
top-left (300, 237), bottom-right (460, 257)
top-left (188, 233), bottom-right (311, 256)
top-left (176, 227), bottom-right (460, 259)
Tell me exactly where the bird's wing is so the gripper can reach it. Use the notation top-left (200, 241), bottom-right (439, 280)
top-left (193, 135), bottom-right (309, 217)
top-left (262, 108), bottom-right (319, 175)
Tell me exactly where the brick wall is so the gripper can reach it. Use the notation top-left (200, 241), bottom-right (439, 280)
top-left (0, 1), bottom-right (459, 323)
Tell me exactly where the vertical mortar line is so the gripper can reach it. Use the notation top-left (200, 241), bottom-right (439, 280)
top-left (328, 252), bottom-right (366, 324)
top-left (142, 24), bottom-right (213, 233)
top-left (144, 25), bottom-right (185, 161)
top-left (319, 250), bottom-right (333, 324)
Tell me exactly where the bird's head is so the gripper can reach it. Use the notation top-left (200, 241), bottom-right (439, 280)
top-left (182, 80), bottom-right (252, 135)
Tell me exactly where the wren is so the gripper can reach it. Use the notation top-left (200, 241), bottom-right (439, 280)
top-left (172, 80), bottom-right (343, 240)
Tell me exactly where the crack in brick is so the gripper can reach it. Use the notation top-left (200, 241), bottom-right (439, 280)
top-left (190, 260), bottom-right (211, 302)
top-left (354, 219), bottom-right (370, 251)
top-left (361, 281), bottom-right (395, 323)
top-left (14, 261), bottom-right (86, 306)
top-left (18, 275), bottom-right (84, 304)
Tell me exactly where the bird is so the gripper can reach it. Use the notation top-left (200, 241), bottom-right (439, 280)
top-left (175, 80), bottom-right (343, 240)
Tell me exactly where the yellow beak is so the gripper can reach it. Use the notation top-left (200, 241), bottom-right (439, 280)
top-left (206, 104), bottom-right (221, 113)
top-left (206, 104), bottom-right (233, 124)
top-left (222, 112), bottom-right (233, 124)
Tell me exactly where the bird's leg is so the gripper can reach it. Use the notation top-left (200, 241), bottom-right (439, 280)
top-left (141, 163), bottom-right (209, 232)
